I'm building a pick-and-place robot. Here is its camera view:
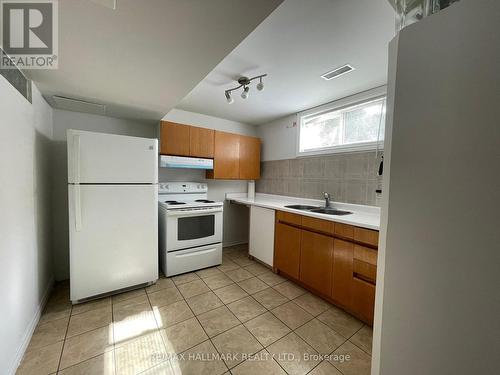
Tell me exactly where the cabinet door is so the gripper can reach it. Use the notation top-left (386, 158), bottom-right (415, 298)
top-left (160, 121), bottom-right (190, 156)
top-left (332, 239), bottom-right (354, 307)
top-left (239, 135), bottom-right (261, 180)
top-left (351, 276), bottom-right (376, 324)
top-left (299, 230), bottom-right (334, 296)
top-left (190, 126), bottom-right (214, 158)
top-left (249, 206), bottom-right (275, 266)
top-left (208, 131), bottom-right (240, 179)
top-left (274, 222), bottom-right (301, 279)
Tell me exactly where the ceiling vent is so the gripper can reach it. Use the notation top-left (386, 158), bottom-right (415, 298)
top-left (321, 64), bottom-right (355, 80)
top-left (52, 96), bottom-right (106, 115)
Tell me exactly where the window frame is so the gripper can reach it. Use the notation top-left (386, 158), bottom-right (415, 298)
top-left (296, 86), bottom-right (387, 157)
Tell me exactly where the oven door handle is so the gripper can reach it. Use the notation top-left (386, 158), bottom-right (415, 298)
top-left (166, 207), bottom-right (223, 217)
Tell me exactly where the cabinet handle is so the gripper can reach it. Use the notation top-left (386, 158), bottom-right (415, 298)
top-left (353, 274), bottom-right (376, 286)
top-left (74, 185), bottom-right (82, 232)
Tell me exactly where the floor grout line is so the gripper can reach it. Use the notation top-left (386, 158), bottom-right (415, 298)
top-left (24, 249), bottom-right (371, 375)
top-left (54, 286), bottom-right (72, 374)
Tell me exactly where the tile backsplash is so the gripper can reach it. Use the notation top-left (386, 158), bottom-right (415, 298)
top-left (256, 151), bottom-right (381, 206)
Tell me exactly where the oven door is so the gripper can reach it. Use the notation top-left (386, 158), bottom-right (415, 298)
top-left (166, 206), bottom-right (223, 251)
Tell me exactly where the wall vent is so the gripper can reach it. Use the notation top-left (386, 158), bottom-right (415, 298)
top-left (321, 64), bottom-right (355, 80)
top-left (52, 96), bottom-right (106, 115)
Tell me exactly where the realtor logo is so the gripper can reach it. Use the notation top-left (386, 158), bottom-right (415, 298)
top-left (1, 0), bottom-right (58, 69)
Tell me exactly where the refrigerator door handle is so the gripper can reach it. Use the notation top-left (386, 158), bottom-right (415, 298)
top-left (75, 185), bottom-right (82, 232)
top-left (74, 134), bottom-right (81, 183)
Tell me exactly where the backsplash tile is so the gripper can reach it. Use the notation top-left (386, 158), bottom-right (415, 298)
top-left (256, 151), bottom-right (380, 206)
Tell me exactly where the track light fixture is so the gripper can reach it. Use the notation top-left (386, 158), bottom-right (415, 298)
top-left (224, 74), bottom-right (267, 104)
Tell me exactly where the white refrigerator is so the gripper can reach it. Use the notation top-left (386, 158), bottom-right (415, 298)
top-left (67, 129), bottom-right (159, 303)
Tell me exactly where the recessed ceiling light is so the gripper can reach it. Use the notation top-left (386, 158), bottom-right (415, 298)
top-left (321, 64), bottom-right (355, 80)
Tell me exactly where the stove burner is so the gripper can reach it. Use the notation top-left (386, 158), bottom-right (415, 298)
top-left (164, 201), bottom-right (186, 205)
top-left (195, 199), bottom-right (215, 203)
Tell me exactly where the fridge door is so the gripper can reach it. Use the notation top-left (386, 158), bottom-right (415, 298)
top-left (68, 184), bottom-right (158, 302)
top-left (67, 129), bottom-right (158, 184)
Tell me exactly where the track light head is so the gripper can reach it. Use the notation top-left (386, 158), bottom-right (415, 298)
top-left (257, 78), bottom-right (264, 91)
top-left (225, 91), bottom-right (234, 104)
top-left (241, 86), bottom-right (250, 99)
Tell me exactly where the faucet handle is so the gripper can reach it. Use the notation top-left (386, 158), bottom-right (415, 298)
top-left (322, 191), bottom-right (330, 198)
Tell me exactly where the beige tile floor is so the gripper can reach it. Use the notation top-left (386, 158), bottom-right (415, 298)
top-left (17, 244), bottom-right (373, 375)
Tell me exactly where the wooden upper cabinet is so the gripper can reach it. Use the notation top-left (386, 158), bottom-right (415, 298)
top-left (299, 230), bottom-right (334, 297)
top-left (160, 121), bottom-right (190, 156)
top-left (239, 135), bottom-right (261, 180)
top-left (159, 121), bottom-right (260, 180)
top-left (207, 131), bottom-right (240, 179)
top-left (190, 126), bottom-right (214, 158)
top-left (274, 221), bottom-right (301, 279)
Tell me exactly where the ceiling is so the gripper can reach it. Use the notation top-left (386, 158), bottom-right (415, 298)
top-left (176, 0), bottom-right (396, 125)
top-left (24, 0), bottom-right (283, 121)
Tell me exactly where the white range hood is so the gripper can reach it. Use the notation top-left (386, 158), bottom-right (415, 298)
top-left (159, 155), bottom-right (213, 170)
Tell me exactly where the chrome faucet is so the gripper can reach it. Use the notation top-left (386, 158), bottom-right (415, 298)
top-left (322, 192), bottom-right (332, 208)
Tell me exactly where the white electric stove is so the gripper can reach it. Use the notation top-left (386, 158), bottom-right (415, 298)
top-left (158, 182), bottom-right (223, 277)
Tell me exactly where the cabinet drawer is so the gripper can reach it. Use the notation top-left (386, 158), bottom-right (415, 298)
top-left (334, 222), bottom-right (354, 239)
top-left (353, 245), bottom-right (377, 266)
top-left (301, 216), bottom-right (333, 234)
top-left (354, 227), bottom-right (379, 247)
top-left (353, 259), bottom-right (377, 283)
top-left (351, 276), bottom-right (376, 324)
top-left (276, 211), bottom-right (302, 226)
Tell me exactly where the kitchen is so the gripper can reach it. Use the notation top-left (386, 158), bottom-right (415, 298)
top-left (1, 1), bottom-right (499, 375)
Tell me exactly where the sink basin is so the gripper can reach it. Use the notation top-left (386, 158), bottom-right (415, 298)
top-left (309, 208), bottom-right (352, 216)
top-left (285, 205), bottom-right (352, 216)
top-left (284, 205), bottom-right (321, 210)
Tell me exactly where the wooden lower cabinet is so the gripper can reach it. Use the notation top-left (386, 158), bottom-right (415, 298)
top-left (273, 210), bottom-right (378, 325)
top-left (299, 230), bottom-right (333, 296)
top-left (351, 276), bottom-right (376, 323)
top-left (332, 239), bottom-right (354, 308)
top-left (274, 222), bottom-right (301, 279)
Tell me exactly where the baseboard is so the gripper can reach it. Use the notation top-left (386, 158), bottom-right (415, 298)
top-left (8, 276), bottom-right (55, 375)
top-left (223, 240), bottom-right (248, 248)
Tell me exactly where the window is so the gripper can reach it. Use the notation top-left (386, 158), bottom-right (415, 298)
top-left (298, 95), bottom-right (386, 155)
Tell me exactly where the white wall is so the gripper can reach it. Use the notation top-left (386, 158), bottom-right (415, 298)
top-left (0, 78), bottom-right (54, 374)
top-left (257, 114), bottom-right (297, 161)
top-left (51, 110), bottom-right (157, 280)
top-left (373, 1), bottom-right (500, 374)
top-left (162, 109), bottom-right (258, 246)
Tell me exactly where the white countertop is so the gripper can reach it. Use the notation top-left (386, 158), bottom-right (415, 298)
top-left (226, 193), bottom-right (380, 230)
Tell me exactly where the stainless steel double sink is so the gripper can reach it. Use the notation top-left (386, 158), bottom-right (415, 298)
top-left (284, 204), bottom-right (352, 216)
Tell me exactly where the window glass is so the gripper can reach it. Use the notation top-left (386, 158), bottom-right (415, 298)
top-left (299, 97), bottom-right (386, 154)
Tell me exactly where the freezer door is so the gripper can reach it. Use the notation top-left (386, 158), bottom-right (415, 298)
top-left (68, 184), bottom-right (158, 302)
top-left (67, 129), bottom-right (158, 184)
